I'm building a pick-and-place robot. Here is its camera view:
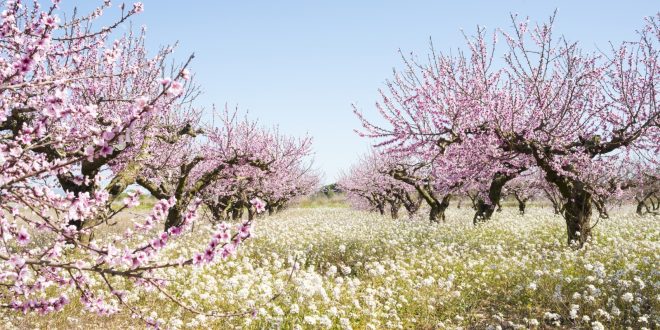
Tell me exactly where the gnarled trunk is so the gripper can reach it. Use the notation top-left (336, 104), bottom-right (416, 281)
top-left (401, 191), bottom-right (422, 217)
top-left (429, 205), bottom-right (441, 223)
top-left (539, 161), bottom-right (594, 248)
top-left (518, 199), bottom-right (526, 215)
top-left (232, 207), bottom-right (244, 221)
top-left (473, 172), bottom-right (515, 224)
top-left (429, 195), bottom-right (451, 223)
top-left (467, 192), bottom-right (479, 210)
top-left (389, 200), bottom-right (401, 219)
top-left (551, 200), bottom-right (563, 215)
top-left (636, 200), bottom-right (644, 215)
top-left (563, 189), bottom-right (593, 248)
top-left (636, 192), bottom-right (659, 216)
top-left (207, 202), bottom-right (228, 222)
top-left (375, 202), bottom-right (385, 216)
top-left (473, 199), bottom-right (496, 225)
top-left (165, 205), bottom-right (183, 230)
top-left (513, 193), bottom-right (527, 215)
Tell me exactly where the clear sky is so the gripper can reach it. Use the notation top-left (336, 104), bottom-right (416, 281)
top-left (60, 1), bottom-right (658, 184)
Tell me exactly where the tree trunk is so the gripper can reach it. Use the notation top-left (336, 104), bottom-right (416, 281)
top-left (552, 202), bottom-right (561, 214)
top-left (513, 193), bottom-right (526, 215)
top-left (473, 198), bottom-right (496, 225)
top-left (389, 201), bottom-right (401, 219)
top-left (636, 192), bottom-right (659, 216)
top-left (472, 172), bottom-right (515, 224)
top-left (527, 146), bottom-right (598, 248)
top-left (376, 203), bottom-right (385, 216)
top-left (438, 195), bottom-right (450, 222)
top-left (429, 205), bottom-right (441, 223)
top-left (165, 205), bottom-right (183, 230)
top-left (467, 193), bottom-right (479, 210)
top-left (248, 207), bottom-right (256, 221)
top-left (232, 207), bottom-right (244, 221)
top-left (401, 192), bottom-right (422, 217)
top-left (429, 195), bottom-right (451, 223)
top-left (563, 189), bottom-right (593, 248)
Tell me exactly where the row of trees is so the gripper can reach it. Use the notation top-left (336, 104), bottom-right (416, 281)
top-left (341, 153), bottom-right (658, 220)
top-left (0, 1), bottom-right (316, 322)
top-left (346, 12), bottom-right (659, 248)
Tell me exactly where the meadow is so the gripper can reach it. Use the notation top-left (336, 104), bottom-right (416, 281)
top-left (7, 203), bottom-right (658, 329)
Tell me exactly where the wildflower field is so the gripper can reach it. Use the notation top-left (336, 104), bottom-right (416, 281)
top-left (8, 205), bottom-right (658, 330)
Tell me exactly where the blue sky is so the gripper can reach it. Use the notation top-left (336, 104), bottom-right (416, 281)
top-left (60, 1), bottom-right (658, 183)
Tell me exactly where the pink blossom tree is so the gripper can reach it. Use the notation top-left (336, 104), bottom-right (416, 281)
top-left (355, 12), bottom-right (659, 247)
top-left (490, 13), bottom-right (659, 246)
top-left (353, 33), bottom-right (532, 224)
top-left (503, 170), bottom-right (544, 215)
top-left (0, 1), bottom-right (296, 323)
top-left (199, 111), bottom-right (318, 221)
top-left (338, 151), bottom-right (422, 219)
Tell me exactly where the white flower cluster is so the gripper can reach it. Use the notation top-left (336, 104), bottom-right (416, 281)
top-left (3, 206), bottom-right (658, 329)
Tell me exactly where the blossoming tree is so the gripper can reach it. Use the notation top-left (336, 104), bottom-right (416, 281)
top-left (503, 170), bottom-right (543, 215)
top-left (0, 1), bottom-right (308, 323)
top-left (199, 110), bottom-right (318, 221)
top-left (338, 151), bottom-right (422, 219)
top-left (355, 12), bottom-right (659, 247)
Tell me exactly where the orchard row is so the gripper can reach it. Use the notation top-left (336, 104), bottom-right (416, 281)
top-left (343, 12), bottom-right (659, 248)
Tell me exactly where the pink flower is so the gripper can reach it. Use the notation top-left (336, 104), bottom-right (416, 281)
top-left (122, 191), bottom-right (140, 208)
top-left (150, 238), bottom-right (163, 249)
top-left (16, 227), bottom-right (30, 245)
top-left (42, 106), bottom-right (62, 118)
top-left (84, 145), bottom-right (95, 161)
top-left (221, 242), bottom-right (237, 259)
top-left (102, 130), bottom-right (115, 142)
top-left (250, 198), bottom-right (266, 213)
top-left (181, 69), bottom-right (191, 80)
top-left (212, 229), bottom-right (230, 242)
top-left (132, 2), bottom-right (144, 14)
top-left (99, 144), bottom-right (113, 157)
top-left (168, 226), bottom-right (182, 236)
top-left (238, 223), bottom-right (251, 239)
top-left (203, 248), bottom-right (215, 262)
top-left (9, 256), bottom-right (25, 268)
top-left (166, 80), bottom-right (183, 97)
top-left (135, 96), bottom-right (149, 109)
top-left (192, 253), bottom-right (204, 265)
top-left (41, 14), bottom-right (58, 28)
top-left (208, 238), bottom-right (219, 249)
